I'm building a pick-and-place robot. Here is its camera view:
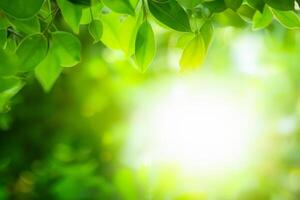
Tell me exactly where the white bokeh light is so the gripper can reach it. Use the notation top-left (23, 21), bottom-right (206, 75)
top-left (124, 76), bottom-right (260, 175)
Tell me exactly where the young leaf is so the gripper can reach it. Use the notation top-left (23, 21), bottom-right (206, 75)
top-left (200, 21), bottom-right (214, 50)
top-left (265, 0), bottom-right (294, 11)
top-left (57, 0), bottom-right (82, 33)
top-left (102, 0), bottom-right (135, 15)
top-left (180, 34), bottom-right (206, 70)
top-left (148, 0), bottom-right (191, 32)
top-left (88, 20), bottom-right (103, 43)
top-left (135, 21), bottom-right (156, 72)
top-left (252, 6), bottom-right (273, 30)
top-left (101, 13), bottom-right (140, 56)
top-left (8, 16), bottom-right (40, 34)
top-left (272, 9), bottom-right (300, 29)
top-left (51, 31), bottom-right (81, 67)
top-left (225, 0), bottom-right (243, 11)
top-left (0, 0), bottom-right (45, 19)
top-left (35, 49), bottom-right (62, 92)
top-left (16, 34), bottom-right (48, 72)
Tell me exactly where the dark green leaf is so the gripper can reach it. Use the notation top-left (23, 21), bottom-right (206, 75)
top-left (68, 0), bottom-right (91, 6)
top-left (148, 0), bottom-right (191, 32)
top-left (246, 0), bottom-right (264, 12)
top-left (0, 29), bottom-right (7, 49)
top-left (225, 0), bottom-right (243, 11)
top-left (265, 0), bottom-right (294, 11)
top-left (202, 0), bottom-right (227, 14)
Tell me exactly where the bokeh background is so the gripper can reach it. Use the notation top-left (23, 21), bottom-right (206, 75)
top-left (1, 18), bottom-right (300, 200)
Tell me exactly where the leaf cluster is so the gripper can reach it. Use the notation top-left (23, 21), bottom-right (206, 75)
top-left (0, 0), bottom-right (300, 111)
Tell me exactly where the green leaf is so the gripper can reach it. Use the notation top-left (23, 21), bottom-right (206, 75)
top-left (148, 0), bottom-right (191, 32)
top-left (272, 9), bottom-right (300, 29)
top-left (0, 29), bottom-right (7, 49)
top-left (35, 49), bottom-right (62, 92)
top-left (135, 21), bottom-right (156, 72)
top-left (177, 0), bottom-right (202, 9)
top-left (0, 0), bottom-right (45, 19)
top-left (102, 0), bottom-right (135, 15)
top-left (200, 21), bottom-right (214, 50)
top-left (225, 0), bottom-right (243, 11)
top-left (237, 4), bottom-right (256, 22)
top-left (68, 0), bottom-right (91, 6)
top-left (265, 0), bottom-right (294, 11)
top-left (101, 13), bottom-right (140, 56)
top-left (0, 77), bottom-right (22, 93)
top-left (202, 0), bottom-right (227, 14)
top-left (8, 16), bottom-right (40, 34)
top-left (246, 0), bottom-right (264, 12)
top-left (88, 20), bottom-right (103, 43)
top-left (180, 34), bottom-right (206, 70)
top-left (0, 79), bottom-right (23, 112)
top-left (51, 31), bottom-right (81, 67)
top-left (16, 34), bottom-right (48, 72)
top-left (57, 0), bottom-right (82, 33)
top-left (0, 49), bottom-right (18, 76)
top-left (252, 6), bottom-right (273, 30)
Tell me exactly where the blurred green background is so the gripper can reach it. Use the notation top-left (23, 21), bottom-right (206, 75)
top-left (1, 21), bottom-right (300, 200)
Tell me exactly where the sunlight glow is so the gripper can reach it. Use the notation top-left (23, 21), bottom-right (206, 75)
top-left (125, 76), bottom-right (259, 175)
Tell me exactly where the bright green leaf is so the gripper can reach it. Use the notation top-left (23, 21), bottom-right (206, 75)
top-left (0, 0), bottom-right (45, 19)
top-left (51, 31), bottom-right (81, 67)
top-left (148, 0), bottom-right (191, 32)
top-left (252, 6), bottom-right (273, 30)
top-left (200, 21), bottom-right (214, 50)
top-left (102, 0), bottom-right (135, 15)
top-left (57, 0), bottom-right (82, 33)
top-left (89, 20), bottom-right (103, 43)
top-left (180, 34), bottom-right (206, 70)
top-left (135, 21), bottom-right (156, 72)
top-left (8, 16), bottom-right (40, 34)
top-left (16, 34), bottom-right (48, 72)
top-left (35, 48), bottom-right (62, 92)
top-left (272, 9), bottom-right (300, 29)
top-left (101, 13), bottom-right (140, 56)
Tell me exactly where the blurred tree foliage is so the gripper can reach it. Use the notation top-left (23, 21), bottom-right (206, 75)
top-left (1, 0), bottom-right (300, 199)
